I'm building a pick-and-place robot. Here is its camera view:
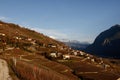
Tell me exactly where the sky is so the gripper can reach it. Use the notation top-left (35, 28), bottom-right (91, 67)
top-left (0, 0), bottom-right (120, 43)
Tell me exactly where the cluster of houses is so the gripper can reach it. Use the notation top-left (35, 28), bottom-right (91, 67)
top-left (48, 48), bottom-right (111, 70)
top-left (49, 52), bottom-right (71, 60)
top-left (12, 34), bottom-right (60, 49)
top-left (49, 49), bottom-right (87, 60)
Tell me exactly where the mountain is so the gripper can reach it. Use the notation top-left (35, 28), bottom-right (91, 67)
top-left (85, 24), bottom-right (120, 58)
top-left (63, 40), bottom-right (90, 50)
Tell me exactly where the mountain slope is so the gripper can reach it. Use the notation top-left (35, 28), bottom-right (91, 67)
top-left (0, 21), bottom-right (65, 47)
top-left (85, 24), bottom-right (120, 58)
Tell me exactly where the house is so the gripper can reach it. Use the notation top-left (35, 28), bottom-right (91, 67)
top-left (80, 51), bottom-right (85, 56)
top-left (98, 58), bottom-right (104, 64)
top-left (0, 33), bottom-right (5, 36)
top-left (14, 36), bottom-right (18, 39)
top-left (73, 51), bottom-right (78, 56)
top-left (15, 37), bottom-right (22, 40)
top-left (50, 53), bottom-right (57, 58)
top-left (63, 55), bottom-right (70, 60)
top-left (51, 45), bottom-right (57, 48)
top-left (91, 58), bottom-right (95, 62)
top-left (48, 44), bottom-right (56, 48)
top-left (86, 54), bottom-right (89, 57)
top-left (102, 64), bottom-right (110, 70)
top-left (86, 56), bottom-right (90, 59)
top-left (27, 38), bottom-right (32, 41)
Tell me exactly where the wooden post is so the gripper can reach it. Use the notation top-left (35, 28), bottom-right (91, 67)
top-left (12, 57), bottom-right (16, 66)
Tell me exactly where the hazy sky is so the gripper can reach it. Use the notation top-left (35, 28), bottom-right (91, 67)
top-left (0, 0), bottom-right (120, 43)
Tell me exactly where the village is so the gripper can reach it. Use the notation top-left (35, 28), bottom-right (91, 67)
top-left (0, 31), bottom-right (112, 71)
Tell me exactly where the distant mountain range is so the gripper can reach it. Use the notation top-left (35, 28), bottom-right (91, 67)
top-left (85, 24), bottom-right (120, 59)
top-left (63, 40), bottom-right (90, 50)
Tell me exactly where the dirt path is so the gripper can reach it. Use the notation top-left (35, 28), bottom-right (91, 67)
top-left (0, 59), bottom-right (12, 80)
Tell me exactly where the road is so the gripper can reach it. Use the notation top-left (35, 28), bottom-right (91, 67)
top-left (0, 59), bottom-right (12, 80)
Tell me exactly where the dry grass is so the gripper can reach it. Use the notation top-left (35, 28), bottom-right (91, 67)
top-left (9, 59), bottom-right (70, 80)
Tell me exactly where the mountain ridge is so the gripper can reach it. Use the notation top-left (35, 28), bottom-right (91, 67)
top-left (85, 24), bottom-right (120, 59)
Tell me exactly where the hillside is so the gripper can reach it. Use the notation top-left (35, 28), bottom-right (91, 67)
top-left (0, 21), bottom-right (78, 80)
top-left (0, 21), bottom-right (64, 46)
top-left (85, 24), bottom-right (120, 58)
top-left (0, 21), bottom-right (71, 54)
